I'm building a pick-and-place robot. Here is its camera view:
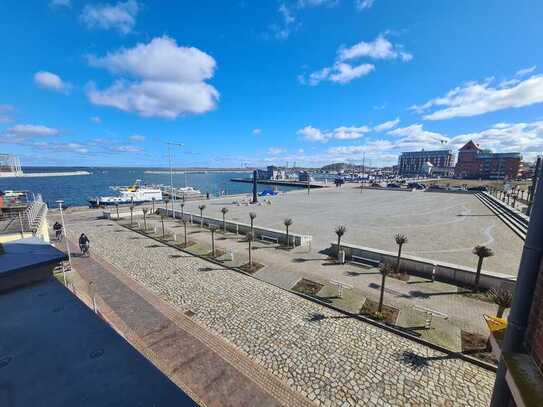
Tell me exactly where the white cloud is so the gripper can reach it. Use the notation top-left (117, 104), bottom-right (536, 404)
top-left (128, 134), bottom-right (145, 141)
top-left (32, 141), bottom-right (89, 155)
top-left (338, 35), bottom-right (412, 62)
top-left (34, 71), bottom-right (70, 93)
top-left (109, 145), bottom-right (143, 153)
top-left (0, 105), bottom-right (14, 124)
top-left (6, 124), bottom-right (59, 137)
top-left (252, 128), bottom-right (262, 135)
top-left (388, 124), bottom-right (449, 150)
top-left (298, 124), bottom-right (370, 142)
top-left (354, 0), bottom-right (375, 10)
top-left (86, 36), bottom-right (219, 119)
top-left (373, 118), bottom-right (400, 132)
top-left (516, 66), bottom-right (536, 77)
top-left (81, 0), bottom-right (139, 34)
top-left (50, 0), bottom-right (71, 7)
top-left (268, 147), bottom-right (286, 155)
top-left (302, 35), bottom-right (411, 86)
top-left (411, 74), bottom-right (543, 120)
top-left (271, 3), bottom-right (296, 39)
top-left (328, 139), bottom-right (394, 156)
top-left (90, 116), bottom-right (102, 124)
top-left (298, 0), bottom-right (338, 7)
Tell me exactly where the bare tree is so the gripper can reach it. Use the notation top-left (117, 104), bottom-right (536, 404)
top-left (160, 213), bottom-right (166, 238)
top-left (335, 225), bottom-right (346, 259)
top-left (209, 224), bottom-right (218, 257)
top-left (182, 219), bottom-right (188, 246)
top-left (247, 231), bottom-right (254, 268)
top-left (394, 234), bottom-right (408, 274)
top-left (473, 245), bottom-right (494, 291)
top-left (284, 218), bottom-right (293, 248)
top-left (249, 212), bottom-right (256, 237)
top-left (142, 208), bottom-right (149, 231)
top-left (488, 287), bottom-right (513, 318)
top-left (198, 204), bottom-right (206, 228)
top-left (378, 262), bottom-right (394, 313)
top-left (180, 202), bottom-right (185, 219)
top-left (221, 207), bottom-right (229, 233)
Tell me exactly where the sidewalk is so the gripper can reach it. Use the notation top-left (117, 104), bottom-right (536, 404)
top-left (56, 237), bottom-right (312, 407)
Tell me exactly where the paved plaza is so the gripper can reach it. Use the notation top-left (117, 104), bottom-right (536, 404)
top-left (179, 186), bottom-right (523, 276)
top-left (66, 215), bottom-right (495, 406)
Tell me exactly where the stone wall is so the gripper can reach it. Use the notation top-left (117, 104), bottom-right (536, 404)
top-left (331, 242), bottom-right (516, 290)
top-left (160, 208), bottom-right (312, 247)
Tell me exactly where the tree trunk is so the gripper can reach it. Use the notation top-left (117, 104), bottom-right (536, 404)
top-left (130, 211), bottom-right (133, 226)
top-left (200, 211), bottom-right (203, 228)
top-left (211, 233), bottom-right (215, 256)
top-left (223, 214), bottom-right (226, 233)
top-left (396, 244), bottom-right (403, 274)
top-left (337, 236), bottom-right (341, 258)
top-left (286, 226), bottom-right (289, 248)
top-left (248, 239), bottom-right (252, 267)
top-left (184, 223), bottom-right (187, 246)
top-left (474, 257), bottom-right (483, 291)
top-left (143, 216), bottom-right (147, 231)
top-left (161, 218), bottom-right (165, 238)
top-left (497, 306), bottom-right (506, 318)
top-left (378, 273), bottom-right (386, 313)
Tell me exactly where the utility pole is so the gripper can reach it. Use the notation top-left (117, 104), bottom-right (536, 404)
top-left (165, 142), bottom-right (183, 218)
top-left (56, 200), bottom-right (72, 276)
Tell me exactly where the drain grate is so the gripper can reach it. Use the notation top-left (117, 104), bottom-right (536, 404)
top-left (184, 310), bottom-right (196, 318)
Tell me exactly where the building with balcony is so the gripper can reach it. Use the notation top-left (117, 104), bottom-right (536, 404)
top-left (398, 149), bottom-right (455, 176)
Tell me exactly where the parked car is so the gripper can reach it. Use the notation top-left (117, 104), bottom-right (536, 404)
top-left (427, 184), bottom-right (446, 190)
top-left (448, 186), bottom-right (467, 191)
top-left (407, 182), bottom-right (426, 190)
top-left (467, 186), bottom-right (488, 192)
top-left (387, 183), bottom-right (401, 188)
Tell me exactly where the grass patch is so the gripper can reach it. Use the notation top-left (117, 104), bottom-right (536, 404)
top-left (202, 248), bottom-right (226, 259)
top-left (239, 262), bottom-right (266, 274)
top-left (460, 289), bottom-right (495, 304)
top-left (360, 298), bottom-right (399, 325)
top-left (292, 278), bottom-right (324, 295)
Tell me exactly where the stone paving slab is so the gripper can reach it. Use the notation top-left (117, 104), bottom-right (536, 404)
top-left (61, 239), bottom-right (308, 407)
top-left (66, 216), bottom-right (496, 407)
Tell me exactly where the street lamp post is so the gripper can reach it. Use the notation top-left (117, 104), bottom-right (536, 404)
top-left (56, 200), bottom-right (72, 284)
top-left (166, 142), bottom-right (184, 220)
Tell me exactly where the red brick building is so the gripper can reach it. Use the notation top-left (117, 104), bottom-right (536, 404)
top-left (455, 140), bottom-right (521, 180)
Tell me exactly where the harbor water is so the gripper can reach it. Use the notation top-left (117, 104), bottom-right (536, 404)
top-left (0, 167), bottom-right (298, 207)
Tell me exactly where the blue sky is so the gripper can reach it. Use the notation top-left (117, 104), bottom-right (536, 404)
top-left (1, 0), bottom-right (542, 167)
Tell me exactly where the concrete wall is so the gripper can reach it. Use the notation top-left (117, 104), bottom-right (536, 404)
top-left (332, 242), bottom-right (516, 290)
top-left (103, 209), bottom-right (148, 220)
top-left (159, 208), bottom-right (312, 247)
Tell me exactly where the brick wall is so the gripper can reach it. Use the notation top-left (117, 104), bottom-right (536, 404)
top-left (527, 260), bottom-right (543, 372)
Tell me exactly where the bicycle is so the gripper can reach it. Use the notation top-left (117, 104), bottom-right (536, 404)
top-left (80, 243), bottom-right (90, 257)
top-left (55, 229), bottom-right (63, 241)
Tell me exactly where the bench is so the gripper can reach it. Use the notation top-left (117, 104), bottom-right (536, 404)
top-left (260, 235), bottom-right (279, 244)
top-left (351, 255), bottom-right (380, 268)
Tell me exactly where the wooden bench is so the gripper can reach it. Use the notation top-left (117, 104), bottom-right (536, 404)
top-left (351, 255), bottom-right (380, 268)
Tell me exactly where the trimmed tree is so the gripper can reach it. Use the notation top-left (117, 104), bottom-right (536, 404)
top-left (394, 233), bottom-right (408, 274)
top-left (180, 203), bottom-right (185, 219)
top-left (182, 219), bottom-right (188, 246)
top-left (198, 204), bottom-right (206, 228)
top-left (378, 262), bottom-right (393, 313)
top-left (164, 198), bottom-right (170, 212)
top-left (473, 245), bottom-right (494, 291)
top-left (335, 225), bottom-right (346, 259)
top-left (209, 224), bottom-right (218, 257)
top-left (488, 287), bottom-right (513, 318)
top-left (284, 218), bottom-right (293, 248)
top-left (247, 231), bottom-right (254, 268)
top-left (129, 204), bottom-right (134, 226)
top-left (142, 208), bottom-right (149, 231)
top-left (249, 212), bottom-right (256, 237)
top-left (221, 207), bottom-right (229, 233)
top-left (160, 213), bottom-right (166, 238)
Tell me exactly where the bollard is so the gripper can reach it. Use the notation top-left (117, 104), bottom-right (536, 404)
top-left (174, 233), bottom-right (177, 242)
top-left (425, 312), bottom-right (433, 329)
top-left (154, 226), bottom-right (157, 234)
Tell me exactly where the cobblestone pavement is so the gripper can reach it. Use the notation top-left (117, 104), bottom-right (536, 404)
top-left (69, 217), bottom-right (495, 407)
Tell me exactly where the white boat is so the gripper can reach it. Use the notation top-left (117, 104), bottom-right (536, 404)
top-left (88, 180), bottom-right (162, 207)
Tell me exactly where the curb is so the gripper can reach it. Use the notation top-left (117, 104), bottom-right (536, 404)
top-left (118, 221), bottom-right (497, 373)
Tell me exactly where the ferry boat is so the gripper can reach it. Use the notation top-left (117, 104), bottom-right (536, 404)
top-left (88, 180), bottom-right (163, 207)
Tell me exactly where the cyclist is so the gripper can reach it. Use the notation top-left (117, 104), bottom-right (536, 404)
top-left (79, 233), bottom-right (90, 256)
top-left (53, 221), bottom-right (63, 241)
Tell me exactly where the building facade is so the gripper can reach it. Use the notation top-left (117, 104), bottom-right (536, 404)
top-left (398, 149), bottom-right (455, 176)
top-left (455, 140), bottom-right (521, 179)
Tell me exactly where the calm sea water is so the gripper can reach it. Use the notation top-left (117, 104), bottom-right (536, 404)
top-left (0, 167), bottom-right (297, 207)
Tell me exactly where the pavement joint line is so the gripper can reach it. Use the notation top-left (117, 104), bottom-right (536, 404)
top-left (118, 219), bottom-right (498, 373)
top-left (66, 235), bottom-right (313, 407)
